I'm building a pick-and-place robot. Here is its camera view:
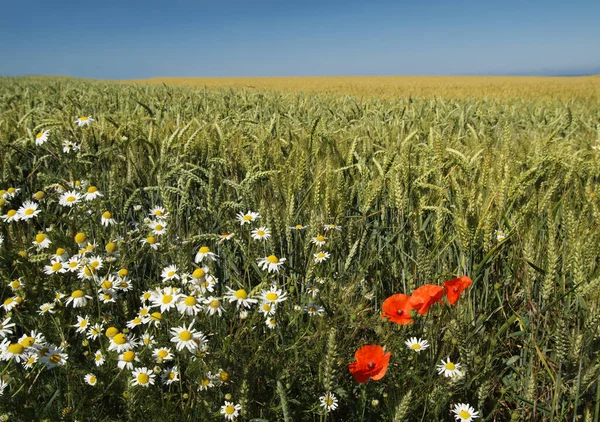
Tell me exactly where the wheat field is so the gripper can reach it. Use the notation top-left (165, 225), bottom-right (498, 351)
top-left (0, 76), bottom-right (599, 421)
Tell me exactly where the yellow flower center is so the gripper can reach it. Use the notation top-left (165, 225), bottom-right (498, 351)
top-left (122, 351), bottom-right (135, 362)
top-left (146, 236), bottom-right (156, 244)
top-left (71, 290), bottom-right (84, 298)
top-left (89, 375), bottom-right (97, 384)
top-left (101, 280), bottom-right (113, 289)
top-left (87, 186), bottom-right (97, 194)
top-left (36, 233), bottom-right (46, 243)
top-left (266, 255), bottom-right (279, 264)
top-left (79, 320), bottom-right (88, 328)
top-left (459, 410), bottom-right (471, 419)
top-left (243, 215), bottom-right (252, 221)
top-left (105, 327), bottom-right (119, 338)
top-left (192, 268), bottom-right (205, 278)
top-left (49, 354), bottom-right (62, 364)
top-left (132, 317), bottom-right (141, 324)
top-left (178, 331), bottom-right (192, 341)
top-left (199, 246), bottom-right (210, 254)
top-left (69, 261), bottom-right (78, 268)
top-left (137, 373), bottom-right (149, 384)
top-left (118, 269), bottom-right (128, 277)
top-left (7, 188), bottom-right (15, 194)
top-left (83, 267), bottom-right (93, 276)
top-left (257, 230), bottom-right (265, 236)
top-left (4, 298), bottom-right (14, 305)
top-left (154, 210), bottom-right (164, 216)
top-left (113, 333), bottom-right (127, 345)
top-left (75, 233), bottom-right (86, 243)
top-left (220, 371), bottom-right (229, 382)
top-left (36, 132), bottom-right (43, 138)
top-left (95, 354), bottom-right (102, 361)
top-left (209, 299), bottom-right (220, 309)
top-left (167, 271), bottom-right (175, 277)
top-left (168, 372), bottom-right (176, 380)
top-left (20, 336), bottom-right (35, 347)
top-left (80, 116), bottom-right (89, 121)
top-left (162, 295), bottom-right (173, 304)
top-left (25, 208), bottom-right (34, 215)
top-left (411, 344), bottom-right (421, 350)
top-left (317, 253), bottom-right (325, 259)
top-left (66, 196), bottom-right (76, 203)
top-left (265, 293), bottom-right (278, 301)
top-left (35, 191), bottom-right (45, 199)
top-left (155, 224), bottom-right (163, 231)
top-left (7, 210), bottom-right (16, 217)
top-left (7, 343), bottom-right (25, 355)
top-left (184, 296), bottom-right (197, 306)
top-left (105, 242), bottom-right (116, 253)
top-left (157, 350), bottom-right (168, 358)
top-left (102, 211), bottom-right (112, 219)
top-left (445, 362), bottom-right (456, 371)
top-left (234, 289), bottom-right (247, 300)
top-left (316, 235), bottom-right (325, 242)
top-left (200, 378), bottom-right (210, 386)
top-left (325, 397), bottom-right (334, 406)
top-left (262, 303), bottom-right (271, 312)
top-left (150, 312), bottom-right (162, 321)
top-left (225, 405), bottom-right (235, 415)
top-left (295, 224), bottom-right (303, 229)
top-left (56, 247), bottom-right (66, 255)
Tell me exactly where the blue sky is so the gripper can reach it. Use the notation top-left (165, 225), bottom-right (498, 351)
top-left (1, 0), bottom-right (598, 78)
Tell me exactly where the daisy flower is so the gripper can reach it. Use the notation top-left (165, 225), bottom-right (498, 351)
top-left (452, 403), bottom-right (480, 422)
top-left (84, 186), bottom-right (102, 201)
top-left (289, 224), bottom-right (308, 230)
top-left (150, 287), bottom-right (181, 313)
top-left (140, 235), bottom-right (160, 250)
top-left (310, 235), bottom-right (327, 247)
top-left (149, 220), bottom-right (167, 236)
top-left (101, 211), bottom-right (116, 226)
top-left (86, 323), bottom-right (104, 340)
top-left (217, 232), bottom-right (235, 244)
top-left (259, 302), bottom-right (277, 316)
top-left (236, 211), bottom-right (260, 225)
top-left (118, 350), bottom-right (139, 370)
top-left (84, 373), bottom-right (98, 386)
top-left (126, 316), bottom-right (146, 330)
top-left (161, 265), bottom-right (179, 282)
top-left (38, 302), bottom-right (55, 315)
top-left (149, 206), bottom-right (168, 218)
top-left (131, 367), bottom-right (155, 387)
top-left (33, 233), bottom-right (51, 250)
top-left (305, 303), bottom-right (325, 316)
top-left (437, 357), bottom-right (463, 378)
top-left (169, 323), bottom-right (207, 352)
top-left (73, 315), bottom-right (90, 334)
top-left (324, 224), bottom-right (341, 231)
top-left (2, 297), bottom-right (20, 312)
top-left (162, 366), bottom-right (180, 385)
top-left (0, 317), bottom-right (15, 338)
top-left (59, 191), bottom-right (81, 207)
top-left (224, 287), bottom-right (258, 309)
top-left (152, 347), bottom-right (174, 362)
top-left (94, 350), bottom-right (105, 366)
top-left (40, 345), bottom-right (68, 368)
top-left (265, 317), bottom-right (277, 329)
top-left (141, 333), bottom-right (156, 347)
top-left (75, 116), bottom-right (94, 126)
top-left (176, 294), bottom-right (203, 316)
top-left (108, 333), bottom-right (134, 353)
top-left (8, 278), bottom-right (24, 291)
top-left (307, 284), bottom-right (320, 298)
top-left (313, 251), bottom-right (331, 263)
top-left (319, 392), bottom-right (339, 412)
top-left (2, 342), bottom-right (27, 363)
top-left (35, 129), bottom-right (50, 146)
top-left (257, 255), bottom-right (286, 273)
top-left (220, 401), bottom-right (241, 420)
top-left (1, 209), bottom-right (19, 223)
top-left (66, 256), bottom-right (81, 272)
top-left (204, 296), bottom-right (225, 317)
top-left (405, 337), bottom-right (429, 353)
top-left (22, 350), bottom-right (39, 369)
top-left (259, 286), bottom-right (288, 304)
top-left (251, 226), bottom-right (271, 241)
top-left (17, 201), bottom-right (41, 220)
top-left (62, 140), bottom-right (80, 153)
top-left (496, 230), bottom-right (506, 242)
top-left (194, 246), bottom-right (217, 263)
top-left (198, 373), bottom-right (215, 390)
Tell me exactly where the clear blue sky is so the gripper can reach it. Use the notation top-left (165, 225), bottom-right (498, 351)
top-left (1, 0), bottom-right (599, 78)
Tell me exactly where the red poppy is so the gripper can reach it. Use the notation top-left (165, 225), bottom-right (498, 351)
top-left (408, 284), bottom-right (444, 315)
top-left (348, 345), bottom-right (391, 383)
top-left (443, 276), bottom-right (473, 305)
top-left (381, 294), bottom-right (413, 325)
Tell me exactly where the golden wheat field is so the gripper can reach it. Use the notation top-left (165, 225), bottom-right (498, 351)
top-left (129, 75), bottom-right (600, 101)
top-left (0, 75), bottom-right (600, 421)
